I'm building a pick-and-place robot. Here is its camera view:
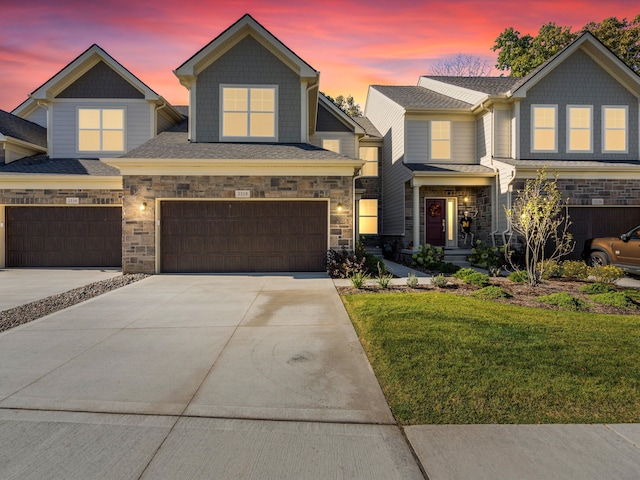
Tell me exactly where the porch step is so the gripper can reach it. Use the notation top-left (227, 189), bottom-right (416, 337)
top-left (364, 246), bottom-right (383, 258)
top-left (443, 248), bottom-right (472, 268)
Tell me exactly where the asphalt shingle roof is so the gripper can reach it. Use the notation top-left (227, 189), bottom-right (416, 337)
top-left (371, 86), bottom-right (472, 110)
top-left (420, 76), bottom-right (521, 96)
top-left (0, 154), bottom-right (120, 176)
top-left (0, 110), bottom-right (47, 148)
top-left (406, 163), bottom-right (495, 174)
top-left (124, 131), bottom-right (358, 160)
top-left (352, 116), bottom-right (382, 138)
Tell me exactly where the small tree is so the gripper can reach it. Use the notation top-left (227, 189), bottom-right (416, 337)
top-left (505, 168), bottom-right (574, 286)
top-left (429, 53), bottom-right (493, 76)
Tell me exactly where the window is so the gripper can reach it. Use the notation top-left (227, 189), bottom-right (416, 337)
top-left (431, 121), bottom-right (451, 159)
top-left (567, 106), bottom-right (592, 152)
top-left (359, 199), bottom-right (378, 235)
top-left (78, 108), bottom-right (124, 152)
top-left (322, 139), bottom-right (340, 153)
top-left (359, 146), bottom-right (378, 177)
top-left (532, 105), bottom-right (557, 152)
top-left (603, 106), bottom-right (627, 152)
top-left (221, 86), bottom-right (276, 140)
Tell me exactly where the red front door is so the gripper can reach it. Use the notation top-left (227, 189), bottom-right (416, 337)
top-left (425, 199), bottom-right (446, 246)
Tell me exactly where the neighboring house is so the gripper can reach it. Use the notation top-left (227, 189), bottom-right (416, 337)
top-left (101, 14), bottom-right (363, 274)
top-left (0, 45), bottom-right (183, 268)
top-left (364, 32), bottom-right (640, 256)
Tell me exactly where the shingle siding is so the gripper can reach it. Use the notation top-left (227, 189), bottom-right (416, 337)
top-left (316, 103), bottom-right (352, 132)
top-left (194, 35), bottom-right (302, 143)
top-left (520, 48), bottom-right (639, 160)
top-left (57, 61), bottom-right (145, 99)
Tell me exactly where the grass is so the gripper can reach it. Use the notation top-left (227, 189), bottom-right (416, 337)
top-left (342, 291), bottom-right (640, 425)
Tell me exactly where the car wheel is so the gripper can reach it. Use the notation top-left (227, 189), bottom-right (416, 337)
top-left (588, 251), bottom-right (609, 267)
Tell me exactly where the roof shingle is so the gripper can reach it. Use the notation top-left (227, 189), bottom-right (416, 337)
top-left (371, 86), bottom-right (472, 110)
top-left (0, 110), bottom-right (47, 148)
top-left (0, 155), bottom-right (120, 176)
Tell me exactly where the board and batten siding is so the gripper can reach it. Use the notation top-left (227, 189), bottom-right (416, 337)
top-left (308, 132), bottom-right (357, 158)
top-left (49, 100), bottom-right (152, 158)
top-left (23, 106), bottom-right (48, 128)
top-left (364, 87), bottom-right (411, 235)
top-left (405, 115), bottom-right (476, 164)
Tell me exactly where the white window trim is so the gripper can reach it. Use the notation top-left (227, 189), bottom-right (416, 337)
top-left (531, 104), bottom-right (557, 153)
top-left (322, 138), bottom-right (341, 154)
top-left (358, 198), bottom-right (378, 235)
top-left (359, 146), bottom-right (378, 177)
top-left (220, 84), bottom-right (278, 142)
top-left (566, 105), bottom-right (593, 153)
top-left (77, 107), bottom-right (126, 154)
top-left (430, 120), bottom-right (451, 160)
top-left (602, 105), bottom-right (628, 154)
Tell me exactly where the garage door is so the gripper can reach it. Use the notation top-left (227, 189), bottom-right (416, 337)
top-left (566, 206), bottom-right (640, 259)
top-left (6, 207), bottom-right (122, 267)
top-left (161, 201), bottom-right (328, 272)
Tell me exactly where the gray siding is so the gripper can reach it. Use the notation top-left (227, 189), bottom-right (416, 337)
top-left (23, 106), bottom-right (47, 128)
top-left (494, 108), bottom-right (511, 158)
top-left (477, 112), bottom-right (490, 161)
top-left (316, 103), bottom-right (353, 132)
top-left (194, 35), bottom-right (302, 143)
top-left (308, 132), bottom-right (357, 158)
top-left (520, 48), bottom-right (639, 160)
top-left (57, 61), bottom-right (144, 99)
top-left (156, 110), bottom-right (174, 134)
top-left (365, 87), bottom-right (411, 235)
top-left (49, 100), bottom-right (152, 158)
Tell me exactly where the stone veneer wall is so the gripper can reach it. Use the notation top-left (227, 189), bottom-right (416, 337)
top-left (0, 189), bottom-right (122, 205)
top-left (122, 175), bottom-right (354, 274)
top-left (510, 179), bottom-right (640, 206)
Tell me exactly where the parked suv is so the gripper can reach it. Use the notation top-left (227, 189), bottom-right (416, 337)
top-left (582, 225), bottom-right (640, 275)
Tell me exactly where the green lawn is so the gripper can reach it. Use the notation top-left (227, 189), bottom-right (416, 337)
top-left (342, 291), bottom-right (640, 425)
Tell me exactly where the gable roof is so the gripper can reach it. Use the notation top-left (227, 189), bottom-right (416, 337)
top-left (13, 44), bottom-right (181, 120)
top-left (0, 110), bottom-right (47, 148)
top-left (0, 155), bottom-right (119, 176)
top-left (352, 116), bottom-right (382, 138)
top-left (317, 94), bottom-right (365, 135)
top-left (371, 86), bottom-right (472, 111)
top-left (420, 76), bottom-right (520, 96)
top-left (174, 14), bottom-right (318, 83)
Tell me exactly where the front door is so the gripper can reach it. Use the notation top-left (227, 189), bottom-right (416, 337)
top-left (425, 199), bottom-right (446, 246)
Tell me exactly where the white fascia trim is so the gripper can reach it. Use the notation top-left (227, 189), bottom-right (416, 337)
top-left (2, 137), bottom-right (46, 154)
top-left (0, 175), bottom-right (123, 190)
top-left (410, 174), bottom-right (495, 187)
top-left (102, 157), bottom-right (364, 177)
top-left (418, 77), bottom-right (487, 105)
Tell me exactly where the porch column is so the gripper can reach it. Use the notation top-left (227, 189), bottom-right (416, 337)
top-left (413, 185), bottom-right (420, 250)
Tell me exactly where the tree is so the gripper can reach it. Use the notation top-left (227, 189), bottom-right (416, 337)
top-left (505, 168), bottom-right (574, 286)
top-left (322, 93), bottom-right (362, 117)
top-left (492, 15), bottom-right (640, 76)
top-left (428, 53), bottom-right (493, 76)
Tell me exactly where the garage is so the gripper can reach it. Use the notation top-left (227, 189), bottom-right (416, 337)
top-left (160, 200), bottom-right (328, 273)
top-left (566, 206), bottom-right (640, 259)
top-left (6, 206), bottom-right (122, 267)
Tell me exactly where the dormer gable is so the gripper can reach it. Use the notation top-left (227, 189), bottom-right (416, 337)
top-left (174, 14), bottom-right (320, 143)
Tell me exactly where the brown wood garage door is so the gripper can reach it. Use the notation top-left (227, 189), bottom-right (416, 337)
top-left (161, 201), bottom-right (328, 272)
top-left (6, 207), bottom-right (122, 267)
top-left (566, 206), bottom-right (640, 259)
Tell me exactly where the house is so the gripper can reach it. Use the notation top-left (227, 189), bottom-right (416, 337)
top-left (364, 32), bottom-right (640, 257)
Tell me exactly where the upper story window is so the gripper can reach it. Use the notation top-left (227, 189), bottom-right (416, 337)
top-left (431, 121), bottom-right (451, 160)
top-left (78, 108), bottom-right (125, 152)
top-left (602, 106), bottom-right (627, 153)
top-left (531, 105), bottom-right (557, 152)
top-left (322, 139), bottom-right (341, 153)
top-left (567, 106), bottom-right (592, 152)
top-left (359, 146), bottom-right (378, 177)
top-left (221, 86), bottom-right (277, 141)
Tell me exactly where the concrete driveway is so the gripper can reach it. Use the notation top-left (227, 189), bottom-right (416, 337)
top-left (0, 273), bottom-right (423, 479)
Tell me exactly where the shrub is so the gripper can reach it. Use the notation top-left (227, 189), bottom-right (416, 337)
top-left (349, 271), bottom-right (370, 289)
top-left (437, 262), bottom-right (461, 274)
top-left (406, 273), bottom-right (419, 288)
top-left (452, 268), bottom-right (476, 281)
top-left (452, 269), bottom-right (490, 287)
top-left (326, 248), bottom-right (366, 278)
top-left (591, 292), bottom-right (637, 309)
top-left (468, 241), bottom-right (505, 271)
top-left (580, 283), bottom-right (617, 295)
top-left (471, 286), bottom-right (513, 300)
top-left (431, 274), bottom-right (449, 288)
top-left (591, 265), bottom-right (624, 284)
top-left (412, 244), bottom-right (445, 269)
top-left (561, 261), bottom-right (591, 281)
top-left (540, 260), bottom-right (562, 279)
top-left (508, 270), bottom-right (529, 283)
top-left (375, 264), bottom-right (393, 289)
top-left (538, 292), bottom-right (588, 311)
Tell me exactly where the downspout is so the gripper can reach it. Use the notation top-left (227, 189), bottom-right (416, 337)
top-left (154, 101), bottom-right (167, 136)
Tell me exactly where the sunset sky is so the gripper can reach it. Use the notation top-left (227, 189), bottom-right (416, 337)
top-left (2, 1), bottom-right (638, 112)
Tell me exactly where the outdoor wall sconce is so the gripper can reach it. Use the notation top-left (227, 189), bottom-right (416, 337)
top-left (139, 202), bottom-right (147, 212)
top-left (337, 203), bottom-right (343, 212)
top-left (463, 197), bottom-right (469, 205)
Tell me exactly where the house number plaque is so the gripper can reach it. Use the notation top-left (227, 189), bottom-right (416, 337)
top-left (235, 190), bottom-right (251, 198)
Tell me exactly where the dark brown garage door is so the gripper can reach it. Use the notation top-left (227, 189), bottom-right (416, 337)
top-left (161, 201), bottom-right (328, 272)
top-left (566, 206), bottom-right (640, 259)
top-left (6, 207), bottom-right (122, 267)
